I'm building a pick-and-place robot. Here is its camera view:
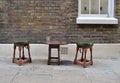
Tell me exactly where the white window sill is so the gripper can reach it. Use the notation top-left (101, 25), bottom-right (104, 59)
top-left (76, 17), bottom-right (118, 24)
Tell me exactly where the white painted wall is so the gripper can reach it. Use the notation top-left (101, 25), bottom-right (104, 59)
top-left (0, 44), bottom-right (120, 59)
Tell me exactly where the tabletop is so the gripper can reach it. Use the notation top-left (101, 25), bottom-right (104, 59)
top-left (41, 41), bottom-right (67, 45)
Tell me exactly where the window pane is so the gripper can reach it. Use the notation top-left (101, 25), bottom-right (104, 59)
top-left (91, 0), bottom-right (99, 14)
top-left (81, 0), bottom-right (89, 14)
top-left (100, 0), bottom-right (108, 14)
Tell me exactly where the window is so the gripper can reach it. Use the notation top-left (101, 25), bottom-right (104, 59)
top-left (76, 0), bottom-right (118, 24)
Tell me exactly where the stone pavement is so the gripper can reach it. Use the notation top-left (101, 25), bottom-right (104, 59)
top-left (0, 55), bottom-right (120, 83)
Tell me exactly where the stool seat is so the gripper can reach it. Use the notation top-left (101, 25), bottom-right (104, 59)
top-left (74, 41), bottom-right (94, 68)
top-left (14, 40), bottom-right (29, 46)
top-left (77, 41), bottom-right (93, 47)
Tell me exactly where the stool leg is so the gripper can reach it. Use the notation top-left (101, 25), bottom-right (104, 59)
top-left (90, 47), bottom-right (93, 65)
top-left (81, 48), bottom-right (84, 61)
top-left (19, 46), bottom-right (22, 59)
top-left (27, 45), bottom-right (32, 62)
top-left (74, 46), bottom-right (79, 64)
top-left (83, 48), bottom-right (87, 68)
top-left (58, 46), bottom-right (60, 65)
top-left (22, 46), bottom-right (25, 59)
top-left (13, 45), bottom-right (16, 63)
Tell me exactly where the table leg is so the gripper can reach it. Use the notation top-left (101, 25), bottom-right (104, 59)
top-left (48, 45), bottom-right (51, 65)
top-left (58, 45), bottom-right (60, 65)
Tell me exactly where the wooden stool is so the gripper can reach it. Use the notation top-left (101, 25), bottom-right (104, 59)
top-left (12, 40), bottom-right (32, 66)
top-left (74, 41), bottom-right (94, 68)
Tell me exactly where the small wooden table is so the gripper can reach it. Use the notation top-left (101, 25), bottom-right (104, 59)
top-left (42, 41), bottom-right (67, 65)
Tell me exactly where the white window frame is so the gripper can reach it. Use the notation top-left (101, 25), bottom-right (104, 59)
top-left (76, 0), bottom-right (118, 24)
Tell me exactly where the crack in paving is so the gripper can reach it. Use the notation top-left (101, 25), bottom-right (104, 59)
top-left (10, 72), bottom-right (19, 83)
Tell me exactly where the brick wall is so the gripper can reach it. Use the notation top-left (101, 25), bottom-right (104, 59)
top-left (0, 0), bottom-right (120, 43)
